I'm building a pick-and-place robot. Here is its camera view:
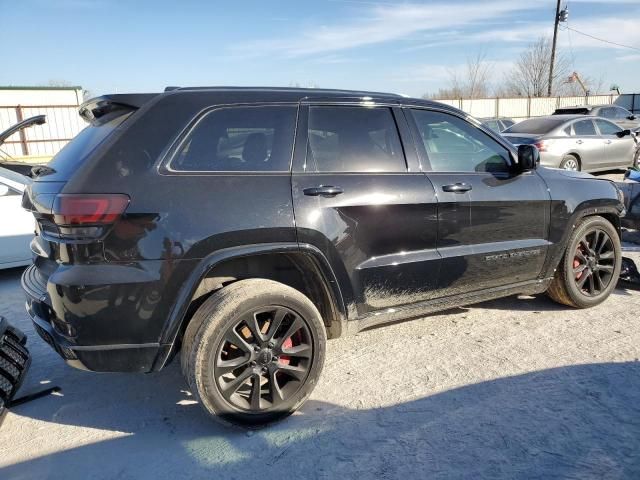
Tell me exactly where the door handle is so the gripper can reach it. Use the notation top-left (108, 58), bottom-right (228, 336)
top-left (442, 183), bottom-right (472, 193)
top-left (303, 185), bottom-right (344, 197)
top-left (605, 139), bottom-right (612, 144)
top-left (576, 139), bottom-right (583, 144)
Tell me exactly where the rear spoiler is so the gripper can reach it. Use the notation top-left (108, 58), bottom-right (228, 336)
top-left (79, 93), bottom-right (159, 125)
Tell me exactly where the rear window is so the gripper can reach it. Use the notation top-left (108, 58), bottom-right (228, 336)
top-left (171, 105), bottom-right (297, 172)
top-left (554, 107), bottom-right (589, 115)
top-left (46, 112), bottom-right (131, 180)
top-left (504, 117), bottom-right (567, 135)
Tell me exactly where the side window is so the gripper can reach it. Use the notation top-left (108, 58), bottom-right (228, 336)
top-left (595, 119), bottom-right (622, 136)
top-left (564, 125), bottom-right (573, 136)
top-left (171, 105), bottom-right (297, 172)
top-left (501, 119), bottom-right (515, 129)
top-left (484, 120), bottom-right (500, 132)
top-left (615, 107), bottom-right (630, 120)
top-left (599, 108), bottom-right (614, 119)
top-left (306, 106), bottom-right (406, 173)
top-left (410, 109), bottom-right (511, 173)
top-left (573, 119), bottom-right (597, 136)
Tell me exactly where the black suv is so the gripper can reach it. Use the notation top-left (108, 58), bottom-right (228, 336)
top-left (21, 87), bottom-right (625, 426)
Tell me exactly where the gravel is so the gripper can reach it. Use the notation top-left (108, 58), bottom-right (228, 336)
top-left (1, 207), bottom-right (639, 479)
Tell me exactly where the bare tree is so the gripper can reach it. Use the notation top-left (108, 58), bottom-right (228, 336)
top-left (426, 52), bottom-right (492, 99)
top-left (503, 37), bottom-right (570, 97)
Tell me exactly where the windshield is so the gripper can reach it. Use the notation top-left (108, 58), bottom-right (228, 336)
top-left (504, 117), bottom-right (567, 135)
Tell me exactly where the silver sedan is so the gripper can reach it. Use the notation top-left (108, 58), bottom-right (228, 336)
top-left (503, 115), bottom-right (637, 172)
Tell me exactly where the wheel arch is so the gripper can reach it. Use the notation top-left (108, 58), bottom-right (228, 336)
top-left (153, 243), bottom-right (347, 370)
top-left (541, 202), bottom-right (623, 279)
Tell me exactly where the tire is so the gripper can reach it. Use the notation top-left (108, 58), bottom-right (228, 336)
top-left (181, 279), bottom-right (326, 427)
top-left (0, 321), bottom-right (30, 417)
top-left (559, 155), bottom-right (580, 171)
top-left (547, 216), bottom-right (622, 308)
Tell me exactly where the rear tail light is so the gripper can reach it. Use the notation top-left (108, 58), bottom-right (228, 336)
top-left (52, 194), bottom-right (129, 226)
top-left (533, 140), bottom-right (554, 152)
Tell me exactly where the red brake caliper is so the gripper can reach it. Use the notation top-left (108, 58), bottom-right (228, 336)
top-left (574, 245), bottom-right (585, 280)
top-left (279, 337), bottom-right (292, 365)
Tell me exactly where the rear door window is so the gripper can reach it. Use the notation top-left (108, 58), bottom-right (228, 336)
top-left (573, 120), bottom-right (597, 136)
top-left (172, 105), bottom-right (297, 172)
top-left (305, 106), bottom-right (406, 173)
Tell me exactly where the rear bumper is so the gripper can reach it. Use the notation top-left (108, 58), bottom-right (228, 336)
top-left (22, 263), bottom-right (168, 373)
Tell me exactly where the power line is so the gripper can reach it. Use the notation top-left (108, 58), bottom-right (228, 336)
top-left (566, 26), bottom-right (640, 52)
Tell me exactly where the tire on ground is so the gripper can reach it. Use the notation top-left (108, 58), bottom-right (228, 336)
top-left (559, 154), bottom-right (580, 171)
top-left (181, 278), bottom-right (327, 427)
top-left (0, 326), bottom-right (30, 416)
top-left (547, 215), bottom-right (621, 308)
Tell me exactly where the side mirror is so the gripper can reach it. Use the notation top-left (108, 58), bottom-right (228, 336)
top-left (628, 115), bottom-right (636, 120)
top-left (0, 184), bottom-right (9, 197)
top-left (617, 129), bottom-right (632, 138)
top-left (517, 144), bottom-right (539, 172)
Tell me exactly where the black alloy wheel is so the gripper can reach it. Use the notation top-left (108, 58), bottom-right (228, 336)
top-left (214, 306), bottom-right (313, 412)
top-left (571, 228), bottom-right (616, 296)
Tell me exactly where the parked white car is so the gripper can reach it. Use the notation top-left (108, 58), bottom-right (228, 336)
top-left (0, 166), bottom-right (34, 269)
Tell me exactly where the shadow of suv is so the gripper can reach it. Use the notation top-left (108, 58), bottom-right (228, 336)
top-left (20, 87), bottom-right (625, 426)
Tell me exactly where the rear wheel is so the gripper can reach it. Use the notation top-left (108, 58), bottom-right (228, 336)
top-left (181, 279), bottom-right (326, 427)
top-left (547, 216), bottom-right (621, 308)
top-left (559, 155), bottom-right (580, 171)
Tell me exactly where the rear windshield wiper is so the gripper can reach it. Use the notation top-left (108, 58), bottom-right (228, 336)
top-left (31, 165), bottom-right (57, 178)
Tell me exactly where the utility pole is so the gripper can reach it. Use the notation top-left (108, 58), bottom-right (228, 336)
top-left (548, 0), bottom-right (562, 97)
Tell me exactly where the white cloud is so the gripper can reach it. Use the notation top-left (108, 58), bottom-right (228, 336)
top-left (233, 1), bottom-right (539, 57)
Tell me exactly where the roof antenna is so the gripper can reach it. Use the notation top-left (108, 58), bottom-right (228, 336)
top-left (164, 86), bottom-right (180, 92)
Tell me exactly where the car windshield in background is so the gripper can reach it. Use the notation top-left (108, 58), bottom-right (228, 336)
top-left (504, 117), bottom-right (567, 135)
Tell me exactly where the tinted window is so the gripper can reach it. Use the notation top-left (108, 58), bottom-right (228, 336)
top-left (614, 107), bottom-right (631, 120)
top-left (48, 112), bottom-right (130, 180)
top-left (504, 117), bottom-right (567, 134)
top-left (306, 106), bottom-right (405, 173)
top-left (501, 119), bottom-right (515, 128)
top-left (483, 120), bottom-right (500, 132)
top-left (411, 109), bottom-right (510, 173)
top-left (573, 120), bottom-right (597, 136)
top-left (599, 107), bottom-right (615, 119)
top-left (595, 119), bottom-right (622, 135)
top-left (172, 106), bottom-right (296, 172)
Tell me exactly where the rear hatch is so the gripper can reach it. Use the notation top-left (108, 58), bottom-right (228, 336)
top-left (22, 94), bottom-right (157, 282)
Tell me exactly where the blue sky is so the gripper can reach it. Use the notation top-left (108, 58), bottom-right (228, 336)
top-left (2, 0), bottom-right (639, 97)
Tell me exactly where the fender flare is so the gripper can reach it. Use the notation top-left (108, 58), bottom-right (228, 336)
top-left (540, 202), bottom-right (623, 279)
top-left (153, 242), bottom-right (347, 370)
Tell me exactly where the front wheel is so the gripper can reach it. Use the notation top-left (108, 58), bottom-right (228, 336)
top-left (547, 216), bottom-right (622, 308)
top-left (181, 279), bottom-right (327, 427)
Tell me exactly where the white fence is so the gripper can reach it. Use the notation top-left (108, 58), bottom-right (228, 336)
top-left (0, 87), bottom-right (85, 161)
top-left (436, 94), bottom-right (621, 122)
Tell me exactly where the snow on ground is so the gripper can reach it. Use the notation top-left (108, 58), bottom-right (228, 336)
top-left (0, 260), bottom-right (639, 479)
